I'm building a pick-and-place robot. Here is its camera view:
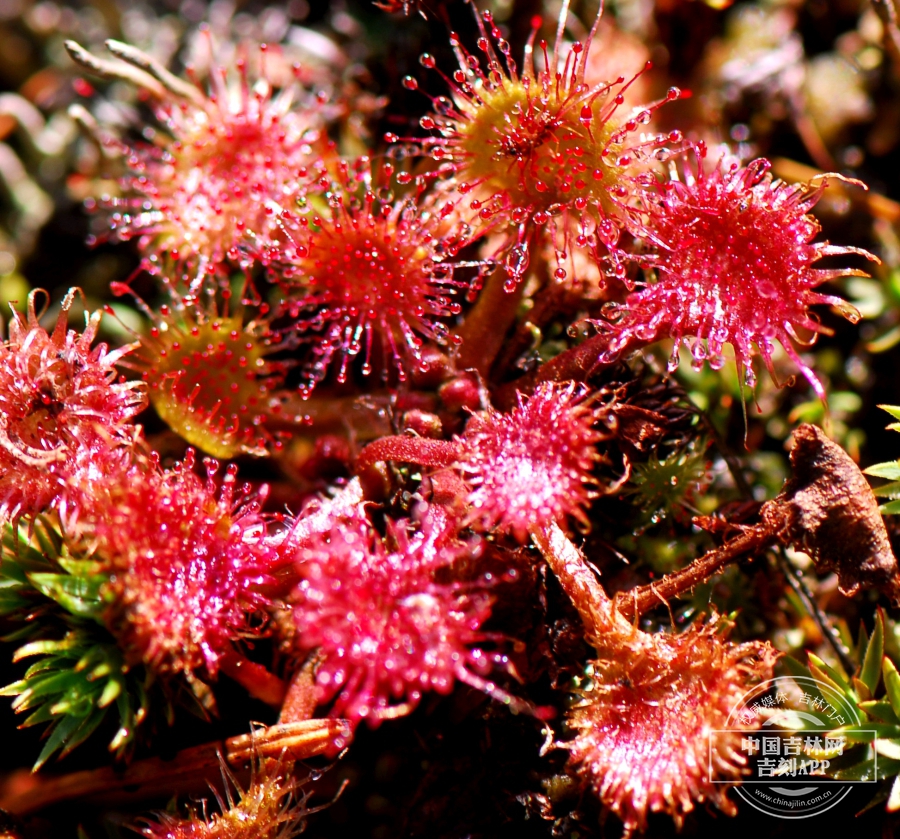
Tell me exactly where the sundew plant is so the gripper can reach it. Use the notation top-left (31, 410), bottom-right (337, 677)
top-left (3, 0), bottom-right (900, 837)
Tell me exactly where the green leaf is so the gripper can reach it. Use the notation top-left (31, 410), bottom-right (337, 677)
top-left (885, 658), bottom-right (900, 718)
top-left (834, 756), bottom-right (900, 781)
top-left (780, 656), bottom-right (832, 707)
top-left (782, 653), bottom-right (817, 682)
top-left (14, 636), bottom-right (79, 661)
top-left (34, 713), bottom-right (86, 771)
top-left (32, 518), bottom-right (63, 562)
top-left (27, 572), bottom-right (105, 620)
top-left (876, 739), bottom-right (900, 760)
top-left (858, 620), bottom-right (870, 660)
top-left (866, 463), bottom-right (900, 480)
top-left (834, 722), bottom-right (900, 742)
top-left (0, 678), bottom-right (27, 697)
top-left (97, 677), bottom-right (122, 709)
top-left (12, 670), bottom-right (80, 705)
top-left (50, 682), bottom-right (101, 717)
top-left (21, 702), bottom-right (58, 728)
top-left (0, 517), bottom-right (165, 766)
top-left (23, 656), bottom-right (65, 679)
top-left (1, 622), bottom-right (42, 644)
top-left (861, 611), bottom-right (885, 696)
top-left (109, 702), bottom-right (132, 754)
top-left (85, 661), bottom-right (112, 681)
top-left (808, 652), bottom-right (854, 699)
top-left (860, 700), bottom-right (900, 725)
top-left (0, 562), bottom-right (29, 588)
top-left (879, 499), bottom-right (900, 515)
top-left (879, 405), bottom-right (900, 423)
top-left (56, 558), bottom-right (103, 579)
top-left (872, 480), bottom-right (900, 499)
top-left (59, 711), bottom-right (106, 760)
top-left (2, 624), bottom-right (153, 764)
top-left (890, 775), bottom-right (900, 812)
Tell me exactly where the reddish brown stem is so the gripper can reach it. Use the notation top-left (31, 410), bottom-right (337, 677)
top-left (219, 649), bottom-right (287, 708)
top-left (494, 331), bottom-right (648, 410)
top-left (530, 522), bottom-right (610, 636)
top-left (453, 266), bottom-right (524, 375)
top-left (355, 435), bottom-right (460, 472)
top-left (279, 655), bottom-right (321, 724)
top-left (0, 719), bottom-right (348, 816)
top-left (615, 524), bottom-right (776, 621)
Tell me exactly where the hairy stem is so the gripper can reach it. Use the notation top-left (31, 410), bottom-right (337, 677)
top-left (355, 435), bottom-right (459, 472)
top-left (279, 655), bottom-right (321, 724)
top-left (615, 524), bottom-right (776, 621)
top-left (530, 522), bottom-right (637, 641)
top-left (0, 719), bottom-right (348, 816)
top-left (531, 522), bottom-right (608, 628)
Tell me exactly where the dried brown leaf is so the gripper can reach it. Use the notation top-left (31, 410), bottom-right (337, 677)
top-left (763, 424), bottom-right (900, 603)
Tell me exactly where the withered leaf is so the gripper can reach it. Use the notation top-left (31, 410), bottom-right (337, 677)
top-left (609, 403), bottom-right (668, 453)
top-left (763, 424), bottom-right (900, 604)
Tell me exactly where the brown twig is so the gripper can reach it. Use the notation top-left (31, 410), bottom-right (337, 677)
top-left (697, 401), bottom-right (870, 666)
top-left (615, 523), bottom-right (777, 621)
top-left (0, 719), bottom-right (348, 816)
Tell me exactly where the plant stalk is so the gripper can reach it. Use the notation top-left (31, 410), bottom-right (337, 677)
top-left (0, 719), bottom-right (348, 816)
